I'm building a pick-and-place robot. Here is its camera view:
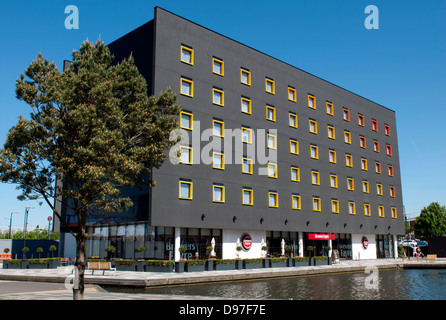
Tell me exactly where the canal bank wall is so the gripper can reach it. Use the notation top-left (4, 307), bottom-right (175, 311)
top-left (1, 259), bottom-right (445, 289)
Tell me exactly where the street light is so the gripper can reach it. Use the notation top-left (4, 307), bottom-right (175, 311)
top-left (23, 207), bottom-right (34, 249)
top-left (9, 212), bottom-right (19, 239)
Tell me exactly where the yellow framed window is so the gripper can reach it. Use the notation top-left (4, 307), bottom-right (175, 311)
top-left (240, 69), bottom-right (251, 86)
top-left (313, 197), bottom-right (321, 212)
top-left (389, 186), bottom-right (396, 198)
top-left (330, 174), bottom-right (338, 188)
top-left (242, 189), bottom-right (253, 206)
top-left (348, 202), bottom-right (356, 215)
top-left (212, 119), bottom-right (224, 137)
top-left (289, 113), bottom-right (298, 128)
top-left (179, 181), bottom-right (193, 200)
top-left (212, 58), bottom-right (224, 76)
top-left (311, 171), bottom-right (320, 185)
top-left (212, 88), bottom-right (224, 106)
top-left (375, 162), bottom-right (382, 174)
top-left (310, 145), bottom-right (319, 159)
top-left (242, 158), bottom-right (253, 174)
top-left (266, 105), bottom-right (276, 121)
top-left (180, 46), bottom-right (194, 65)
top-left (267, 162), bottom-right (278, 179)
top-left (343, 108), bottom-right (350, 121)
top-left (288, 87), bottom-right (297, 102)
top-left (180, 78), bottom-right (194, 97)
top-left (361, 158), bottom-right (368, 171)
top-left (388, 165), bottom-right (394, 177)
top-left (391, 207), bottom-right (397, 219)
top-left (364, 204), bottom-right (371, 216)
top-left (326, 102), bottom-right (334, 115)
top-left (267, 134), bottom-right (277, 149)
top-left (179, 146), bottom-right (193, 165)
top-left (290, 139), bottom-right (299, 155)
top-left (345, 154), bottom-right (353, 167)
top-left (265, 78), bottom-right (275, 94)
top-left (180, 111), bottom-right (193, 130)
top-left (358, 114), bottom-right (365, 127)
top-left (291, 167), bottom-right (300, 182)
top-left (362, 181), bottom-right (370, 193)
top-left (327, 125), bottom-right (335, 139)
top-left (329, 150), bottom-right (337, 164)
top-left (376, 183), bottom-right (383, 195)
top-left (308, 95), bottom-right (316, 109)
top-left (344, 131), bottom-right (351, 144)
top-left (212, 185), bottom-right (225, 203)
top-left (378, 205), bottom-right (385, 217)
top-left (241, 127), bottom-right (252, 144)
top-left (309, 120), bottom-right (318, 134)
top-left (373, 140), bottom-right (380, 153)
top-left (268, 192), bottom-right (279, 208)
top-left (359, 136), bottom-right (366, 149)
top-left (241, 97), bottom-right (252, 114)
top-left (212, 152), bottom-right (225, 170)
top-left (331, 200), bottom-right (339, 214)
top-left (292, 195), bottom-right (301, 210)
top-left (347, 178), bottom-right (355, 191)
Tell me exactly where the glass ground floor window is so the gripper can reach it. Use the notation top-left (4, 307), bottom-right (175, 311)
top-left (266, 231), bottom-right (300, 257)
top-left (331, 233), bottom-right (352, 259)
top-left (180, 228), bottom-right (222, 260)
top-left (376, 234), bottom-right (395, 258)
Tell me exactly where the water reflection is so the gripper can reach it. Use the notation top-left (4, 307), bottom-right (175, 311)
top-left (108, 269), bottom-right (446, 300)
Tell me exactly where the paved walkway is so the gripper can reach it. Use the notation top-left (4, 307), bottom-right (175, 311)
top-left (0, 258), bottom-right (443, 300)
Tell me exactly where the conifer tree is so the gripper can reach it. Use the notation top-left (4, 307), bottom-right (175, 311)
top-left (0, 39), bottom-right (180, 299)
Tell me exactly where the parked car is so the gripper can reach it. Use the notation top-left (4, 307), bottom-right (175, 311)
top-left (400, 240), bottom-right (417, 247)
top-left (416, 240), bottom-right (428, 247)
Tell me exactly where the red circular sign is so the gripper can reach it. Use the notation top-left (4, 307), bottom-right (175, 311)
top-left (48, 216), bottom-right (52, 222)
top-left (362, 236), bottom-right (369, 249)
top-left (241, 234), bottom-right (252, 250)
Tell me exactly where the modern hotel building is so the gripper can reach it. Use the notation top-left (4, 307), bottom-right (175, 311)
top-left (59, 7), bottom-right (404, 261)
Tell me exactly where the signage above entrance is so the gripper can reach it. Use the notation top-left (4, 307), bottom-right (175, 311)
top-left (308, 233), bottom-right (335, 240)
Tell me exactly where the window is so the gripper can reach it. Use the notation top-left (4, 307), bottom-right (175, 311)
top-left (359, 136), bottom-right (366, 149)
top-left (345, 154), bottom-right (353, 167)
top-left (348, 202), bottom-right (356, 215)
top-left (267, 162), bottom-right (278, 179)
top-left (242, 158), bottom-right (253, 174)
top-left (213, 185), bottom-right (225, 203)
top-left (378, 206), bottom-right (385, 217)
top-left (212, 58), bottom-right (224, 76)
top-left (347, 178), bottom-right (355, 191)
top-left (240, 69), bottom-right (251, 86)
top-left (358, 114), bottom-right (365, 127)
top-left (268, 192), bottom-right (279, 208)
top-left (267, 134), bottom-right (277, 149)
top-left (289, 113), bottom-right (298, 128)
top-left (290, 139), bottom-right (299, 155)
top-left (364, 204), bottom-right (371, 216)
top-left (344, 131), bottom-right (351, 144)
top-left (329, 150), bottom-right (337, 164)
top-left (362, 181), bottom-right (370, 193)
top-left (310, 145), bottom-right (319, 159)
top-left (311, 171), bottom-right (320, 185)
top-left (313, 198), bottom-right (321, 212)
top-left (308, 95), bottom-right (316, 109)
top-left (331, 200), bottom-right (339, 213)
top-left (309, 120), bottom-right (318, 134)
top-left (180, 111), bottom-right (193, 130)
top-left (180, 46), bottom-right (194, 65)
top-left (212, 88), bottom-right (224, 106)
top-left (361, 158), bottom-right (368, 171)
top-left (389, 186), bottom-right (396, 198)
top-left (212, 152), bottom-right (225, 170)
top-left (391, 207), bottom-right (397, 219)
top-left (384, 124), bottom-right (391, 136)
top-left (265, 78), bottom-right (275, 94)
top-left (180, 146), bottom-right (192, 164)
top-left (292, 195), bottom-right (301, 210)
top-left (386, 145), bottom-right (392, 156)
top-left (330, 174), bottom-right (338, 188)
top-left (373, 140), bottom-right (380, 153)
top-left (388, 165), bottom-right (394, 177)
top-left (291, 167), bottom-right (300, 182)
top-left (241, 127), bottom-right (252, 144)
top-left (288, 87), bottom-right (297, 102)
top-left (372, 120), bottom-right (378, 132)
top-left (242, 189), bottom-right (253, 206)
top-left (266, 105), bottom-right (276, 121)
top-left (375, 162), bottom-right (382, 174)
top-left (327, 125), bottom-right (335, 139)
top-left (376, 183), bottom-right (383, 195)
top-left (180, 78), bottom-right (194, 97)
top-left (212, 120), bottom-right (224, 137)
top-left (241, 97), bottom-right (252, 114)
top-left (326, 102), bottom-right (334, 115)
top-left (179, 181), bottom-right (193, 200)
top-left (342, 108), bottom-right (350, 121)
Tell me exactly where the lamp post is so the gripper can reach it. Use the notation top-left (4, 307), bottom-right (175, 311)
top-left (23, 207), bottom-right (34, 250)
top-left (9, 212), bottom-right (19, 239)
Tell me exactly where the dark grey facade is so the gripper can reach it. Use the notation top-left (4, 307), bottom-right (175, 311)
top-left (62, 7), bottom-right (404, 260)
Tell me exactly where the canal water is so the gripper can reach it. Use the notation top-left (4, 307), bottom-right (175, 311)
top-left (107, 268), bottom-right (446, 300)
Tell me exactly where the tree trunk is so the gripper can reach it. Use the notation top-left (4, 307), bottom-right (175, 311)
top-left (73, 232), bottom-right (86, 300)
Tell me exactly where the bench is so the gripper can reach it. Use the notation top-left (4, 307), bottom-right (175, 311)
top-left (426, 254), bottom-right (437, 262)
top-left (87, 261), bottom-right (116, 275)
top-left (0, 253), bottom-right (12, 261)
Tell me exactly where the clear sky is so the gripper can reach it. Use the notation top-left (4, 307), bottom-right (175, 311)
top-left (0, 0), bottom-right (445, 230)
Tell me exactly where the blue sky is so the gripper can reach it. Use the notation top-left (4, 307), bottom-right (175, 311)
top-left (0, 0), bottom-right (445, 230)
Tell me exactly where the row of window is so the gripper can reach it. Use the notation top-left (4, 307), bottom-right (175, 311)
top-left (180, 45), bottom-right (392, 137)
top-left (178, 180), bottom-right (397, 218)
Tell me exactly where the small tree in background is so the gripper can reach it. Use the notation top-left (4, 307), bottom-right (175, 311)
top-left (414, 202), bottom-right (446, 240)
top-left (0, 39), bottom-right (180, 299)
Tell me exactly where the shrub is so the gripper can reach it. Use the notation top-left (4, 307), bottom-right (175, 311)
top-left (270, 258), bottom-right (287, 263)
top-left (8, 259), bottom-right (22, 264)
top-left (243, 258), bottom-right (263, 264)
top-left (292, 257), bottom-right (309, 262)
top-left (214, 259), bottom-right (235, 265)
top-left (313, 256), bottom-right (328, 261)
top-left (185, 259), bottom-right (206, 266)
top-left (114, 259), bottom-right (137, 266)
top-left (145, 260), bottom-right (174, 267)
top-left (29, 258), bottom-right (49, 264)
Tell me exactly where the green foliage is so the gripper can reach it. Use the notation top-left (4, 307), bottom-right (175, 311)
top-left (414, 202), bottom-right (446, 239)
top-left (184, 259), bottom-right (206, 266)
top-left (243, 258), bottom-right (263, 264)
top-left (145, 260), bottom-right (174, 267)
top-left (3, 248), bottom-right (10, 254)
top-left (313, 256), bottom-right (328, 261)
top-left (29, 258), bottom-right (49, 264)
top-left (214, 259), bottom-right (236, 265)
top-left (292, 257), bottom-right (309, 262)
top-left (8, 259), bottom-right (22, 264)
top-left (269, 258), bottom-right (287, 263)
top-left (114, 259), bottom-right (137, 265)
